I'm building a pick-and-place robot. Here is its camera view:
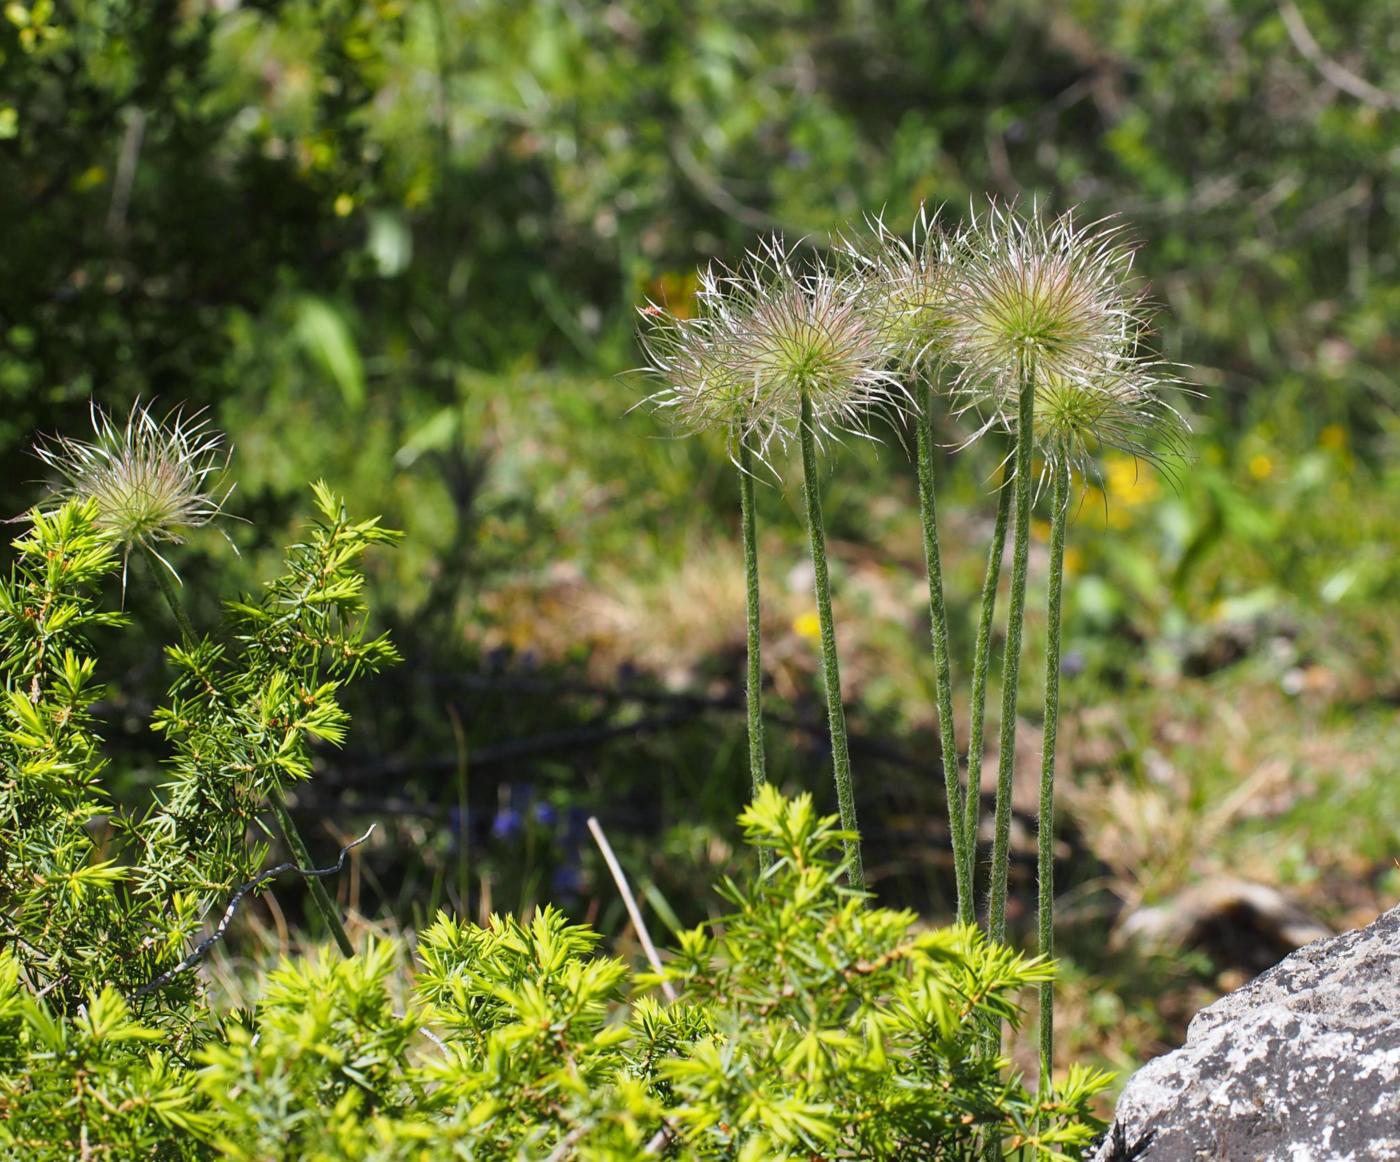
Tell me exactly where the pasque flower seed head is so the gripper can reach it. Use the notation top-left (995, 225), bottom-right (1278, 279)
top-left (1026, 359), bottom-right (1188, 481)
top-left (939, 202), bottom-right (1188, 480)
top-left (35, 400), bottom-right (234, 582)
top-left (843, 204), bottom-right (957, 374)
top-left (636, 268), bottom-right (778, 451)
top-left (716, 235), bottom-right (908, 450)
top-left (639, 236), bottom-right (906, 459)
top-left (947, 202), bottom-right (1143, 411)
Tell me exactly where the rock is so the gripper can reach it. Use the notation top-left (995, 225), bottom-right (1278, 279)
top-left (1094, 902), bottom-right (1400, 1161)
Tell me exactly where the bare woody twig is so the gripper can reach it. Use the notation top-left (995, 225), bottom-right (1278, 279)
top-left (131, 826), bottom-right (376, 1000)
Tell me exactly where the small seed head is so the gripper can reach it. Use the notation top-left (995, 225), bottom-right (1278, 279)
top-left (843, 205), bottom-right (957, 373)
top-left (34, 400), bottom-right (234, 580)
top-left (1026, 361), bottom-right (1189, 481)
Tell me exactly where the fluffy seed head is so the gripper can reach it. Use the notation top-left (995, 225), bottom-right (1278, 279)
top-left (639, 236), bottom-right (906, 457)
top-left (714, 235), bottom-right (907, 451)
top-left (1024, 361), bottom-right (1189, 482)
top-left (636, 267), bottom-right (777, 449)
top-left (947, 202), bottom-right (1143, 411)
top-left (843, 204), bottom-right (957, 373)
top-left (941, 201), bottom-right (1191, 482)
top-left (35, 400), bottom-right (233, 580)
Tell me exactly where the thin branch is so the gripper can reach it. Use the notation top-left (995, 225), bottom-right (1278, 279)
top-left (586, 816), bottom-right (676, 1004)
top-left (106, 107), bottom-right (147, 239)
top-left (668, 137), bottom-right (779, 232)
top-left (130, 826), bottom-right (376, 1000)
top-left (1278, 0), bottom-right (1400, 110)
top-left (545, 1125), bottom-right (590, 1162)
top-left (327, 687), bottom-right (940, 783)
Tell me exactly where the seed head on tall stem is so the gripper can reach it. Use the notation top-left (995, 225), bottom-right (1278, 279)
top-left (946, 201), bottom-right (1189, 1080)
top-left (638, 284), bottom-right (775, 862)
top-left (845, 208), bottom-right (980, 921)
top-left (845, 204), bottom-right (958, 376)
top-left (947, 202), bottom-right (1144, 417)
top-left (639, 236), bottom-right (905, 888)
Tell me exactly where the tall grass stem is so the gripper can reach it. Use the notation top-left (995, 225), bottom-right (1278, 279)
top-left (586, 816), bottom-right (676, 1003)
top-left (447, 704), bottom-right (471, 917)
top-left (798, 393), bottom-right (864, 890)
top-left (915, 382), bottom-right (971, 924)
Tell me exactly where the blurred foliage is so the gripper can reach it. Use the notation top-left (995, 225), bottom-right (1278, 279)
top-left (5, 0), bottom-right (1397, 456)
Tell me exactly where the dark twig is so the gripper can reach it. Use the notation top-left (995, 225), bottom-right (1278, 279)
top-left (330, 691), bottom-right (938, 784)
top-left (131, 826), bottom-right (375, 1000)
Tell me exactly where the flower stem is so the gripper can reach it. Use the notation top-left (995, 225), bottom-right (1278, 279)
top-left (964, 466), bottom-right (1012, 919)
top-left (799, 394), bottom-right (863, 891)
top-left (265, 792), bottom-right (356, 958)
top-left (987, 361), bottom-right (1036, 945)
top-left (147, 555), bottom-right (356, 959)
top-left (738, 440), bottom-right (771, 873)
top-left (147, 557), bottom-right (198, 645)
top-left (1037, 458), bottom-right (1070, 1091)
top-left (915, 381), bottom-right (970, 924)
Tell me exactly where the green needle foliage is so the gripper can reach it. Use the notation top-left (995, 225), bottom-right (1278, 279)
top-left (0, 788), bottom-right (1108, 1160)
top-left (2, 396), bottom-right (1134, 1156)
top-left (0, 486), bottom-right (398, 1027)
top-left (0, 501), bottom-right (181, 1017)
top-left (137, 481), bottom-right (400, 903)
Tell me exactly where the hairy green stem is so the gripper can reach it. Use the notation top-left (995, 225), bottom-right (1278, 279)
top-left (147, 558), bottom-right (198, 645)
top-left (915, 382), bottom-right (970, 924)
top-left (264, 793), bottom-right (355, 957)
top-left (987, 362), bottom-right (1036, 944)
top-left (738, 440), bottom-right (771, 873)
top-left (147, 556), bottom-right (356, 959)
top-left (799, 394), bottom-right (863, 890)
top-left (963, 473), bottom-right (1012, 922)
top-left (1037, 458), bottom-right (1070, 1090)
top-left (738, 442), bottom-right (767, 796)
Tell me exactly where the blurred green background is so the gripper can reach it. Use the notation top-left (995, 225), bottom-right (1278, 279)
top-left (4, 0), bottom-right (1398, 1084)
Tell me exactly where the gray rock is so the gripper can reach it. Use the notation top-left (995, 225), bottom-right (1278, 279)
top-left (1094, 902), bottom-right (1400, 1161)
